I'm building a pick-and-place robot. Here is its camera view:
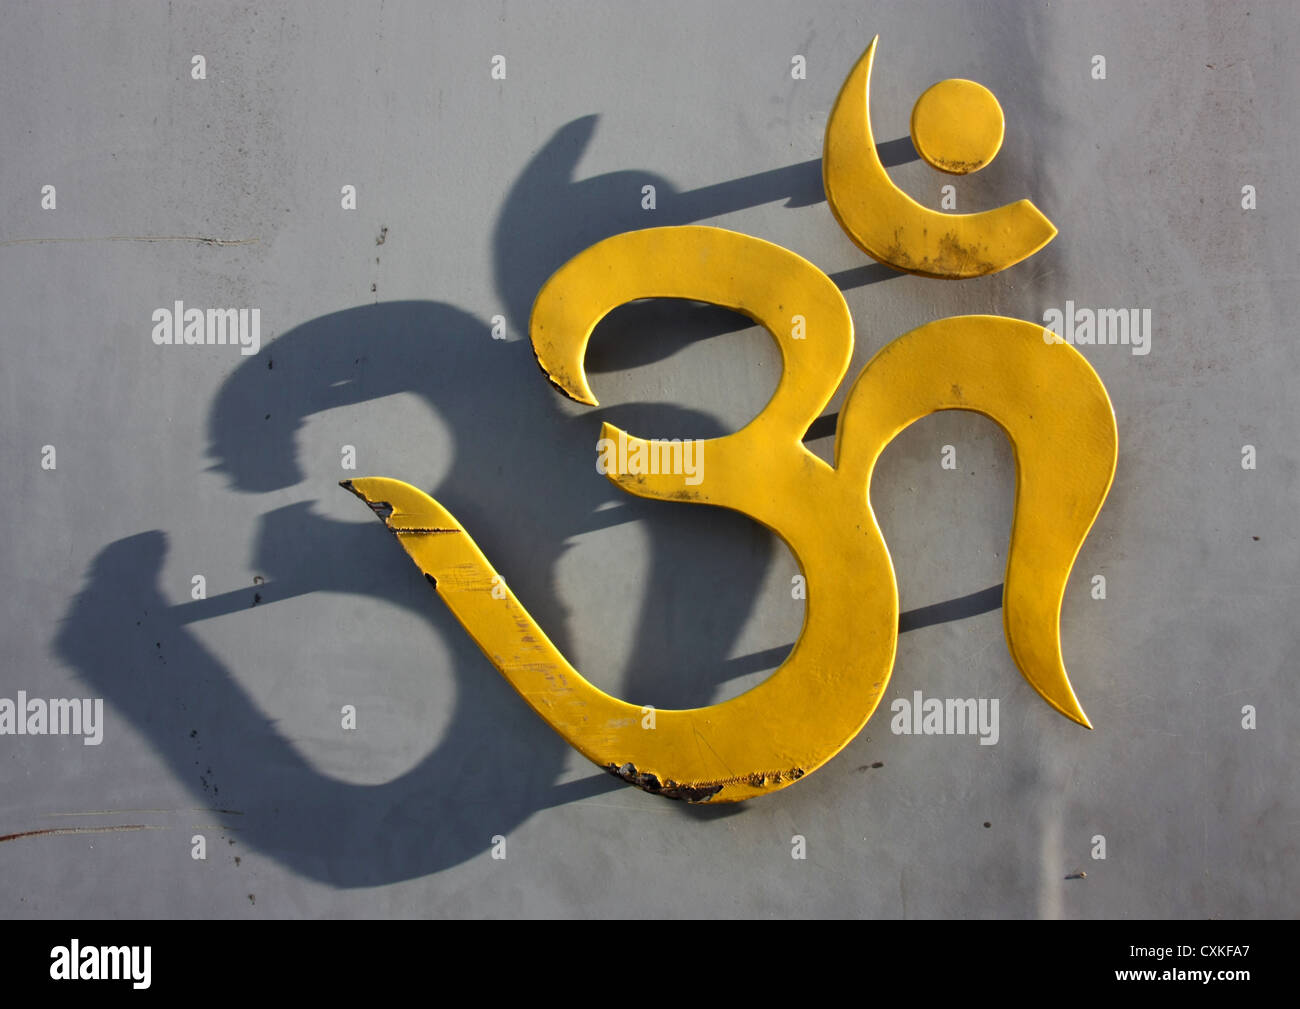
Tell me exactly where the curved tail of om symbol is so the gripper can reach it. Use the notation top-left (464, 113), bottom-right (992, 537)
top-left (345, 226), bottom-right (1118, 803)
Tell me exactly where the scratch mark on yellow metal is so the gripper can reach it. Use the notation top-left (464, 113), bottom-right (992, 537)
top-left (823, 37), bottom-right (1056, 277)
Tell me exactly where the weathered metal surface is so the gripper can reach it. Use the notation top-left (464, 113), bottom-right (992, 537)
top-left (345, 36), bottom-right (1116, 803)
top-left (823, 37), bottom-right (1057, 278)
top-left (347, 257), bottom-right (1116, 802)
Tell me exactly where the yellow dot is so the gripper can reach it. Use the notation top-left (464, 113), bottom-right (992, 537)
top-left (910, 79), bottom-right (1004, 175)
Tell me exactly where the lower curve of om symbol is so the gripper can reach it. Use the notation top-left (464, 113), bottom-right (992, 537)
top-left (343, 37), bottom-right (1118, 803)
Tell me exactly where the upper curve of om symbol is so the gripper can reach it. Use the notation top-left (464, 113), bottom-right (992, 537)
top-left (343, 37), bottom-right (1118, 803)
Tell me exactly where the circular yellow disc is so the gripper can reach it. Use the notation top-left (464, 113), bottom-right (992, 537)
top-left (909, 78), bottom-right (1004, 175)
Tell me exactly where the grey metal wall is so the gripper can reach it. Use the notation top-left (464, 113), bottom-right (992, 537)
top-left (2, 0), bottom-right (1295, 918)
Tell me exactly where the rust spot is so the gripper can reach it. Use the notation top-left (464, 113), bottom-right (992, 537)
top-left (931, 232), bottom-right (995, 276)
top-left (931, 157), bottom-right (982, 174)
top-left (530, 348), bottom-right (591, 405)
top-left (607, 762), bottom-right (804, 802)
top-left (606, 762), bottom-right (723, 803)
top-left (883, 230), bottom-right (995, 278)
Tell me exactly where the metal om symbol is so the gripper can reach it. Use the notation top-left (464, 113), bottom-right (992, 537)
top-left (344, 38), bottom-right (1117, 802)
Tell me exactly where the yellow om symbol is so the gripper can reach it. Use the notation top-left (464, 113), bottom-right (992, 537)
top-left (344, 38), bottom-right (1117, 802)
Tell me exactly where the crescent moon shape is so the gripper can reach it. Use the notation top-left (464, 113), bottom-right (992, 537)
top-left (823, 37), bottom-right (1058, 278)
